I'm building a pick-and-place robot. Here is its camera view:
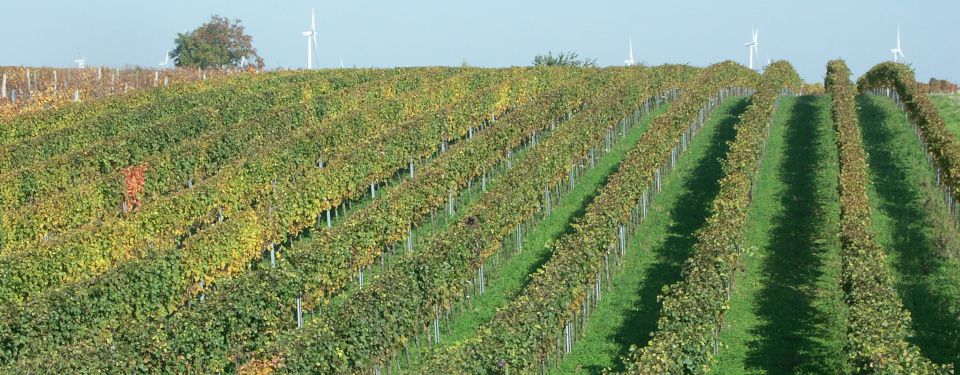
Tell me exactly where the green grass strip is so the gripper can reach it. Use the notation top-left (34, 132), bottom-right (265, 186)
top-left (711, 95), bottom-right (849, 374)
top-left (548, 96), bottom-right (748, 374)
top-left (417, 103), bottom-right (672, 358)
top-left (859, 94), bottom-right (960, 368)
top-left (929, 94), bottom-right (960, 138)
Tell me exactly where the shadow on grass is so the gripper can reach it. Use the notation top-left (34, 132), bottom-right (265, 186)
top-left (591, 98), bottom-right (748, 374)
top-left (856, 95), bottom-right (960, 367)
top-left (743, 95), bottom-right (840, 374)
top-left (518, 172), bottom-right (604, 294)
top-left (517, 122), bottom-right (645, 295)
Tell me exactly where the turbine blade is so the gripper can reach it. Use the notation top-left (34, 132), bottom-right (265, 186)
top-left (313, 35), bottom-right (320, 65)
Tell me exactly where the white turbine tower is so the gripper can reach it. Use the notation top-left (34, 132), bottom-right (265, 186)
top-left (75, 48), bottom-right (86, 69)
top-left (302, 8), bottom-right (320, 69)
top-left (625, 37), bottom-right (635, 66)
top-left (744, 28), bottom-right (758, 69)
top-left (891, 26), bottom-right (906, 62)
top-left (159, 49), bottom-right (169, 69)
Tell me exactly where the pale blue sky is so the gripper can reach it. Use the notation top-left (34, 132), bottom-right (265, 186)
top-left (1, 0), bottom-right (956, 83)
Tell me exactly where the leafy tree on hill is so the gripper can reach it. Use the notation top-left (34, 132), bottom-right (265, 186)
top-left (532, 51), bottom-right (596, 67)
top-left (171, 15), bottom-right (265, 70)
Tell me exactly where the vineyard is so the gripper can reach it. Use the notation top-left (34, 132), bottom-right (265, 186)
top-left (1, 60), bottom-right (959, 374)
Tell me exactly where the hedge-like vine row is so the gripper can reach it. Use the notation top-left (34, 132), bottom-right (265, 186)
top-left (857, 62), bottom-right (960, 223)
top-left (0, 68), bottom-right (519, 305)
top-left (0, 69), bottom-right (407, 251)
top-left (0, 67), bottom-right (589, 370)
top-left (0, 69), bottom-right (328, 158)
top-left (617, 61), bottom-right (801, 374)
top-left (0, 67), bottom-right (466, 253)
top-left (827, 59), bottom-right (950, 374)
top-left (1, 75), bottom-right (311, 176)
top-left (0, 66), bottom-right (239, 124)
top-left (267, 65), bottom-right (698, 374)
top-left (414, 62), bottom-right (764, 375)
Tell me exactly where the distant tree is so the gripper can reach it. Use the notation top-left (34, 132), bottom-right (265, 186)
top-left (928, 77), bottom-right (959, 94)
top-left (171, 15), bottom-right (264, 70)
top-left (930, 78), bottom-right (943, 94)
top-left (532, 51), bottom-right (596, 67)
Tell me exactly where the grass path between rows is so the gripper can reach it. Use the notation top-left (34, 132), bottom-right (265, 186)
top-left (711, 95), bottom-right (848, 374)
top-left (858, 94), bottom-right (960, 368)
top-left (929, 94), bottom-right (960, 137)
top-left (401, 103), bottom-right (672, 369)
top-left (547, 97), bottom-right (750, 374)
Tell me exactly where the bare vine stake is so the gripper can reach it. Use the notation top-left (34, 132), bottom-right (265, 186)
top-left (545, 185), bottom-right (551, 215)
top-left (326, 209), bottom-right (332, 228)
top-left (1, 74), bottom-right (5, 98)
top-left (655, 169), bottom-right (662, 192)
top-left (475, 266), bottom-right (483, 295)
top-left (296, 292), bottom-right (304, 327)
top-left (270, 242), bottom-right (276, 268)
top-left (619, 225), bottom-right (626, 254)
top-left (516, 224), bottom-right (522, 253)
top-left (596, 273), bottom-right (602, 303)
top-left (434, 313), bottom-right (441, 343)
top-left (407, 225), bottom-right (413, 252)
top-left (605, 253), bottom-right (611, 291)
top-left (482, 169), bottom-right (486, 191)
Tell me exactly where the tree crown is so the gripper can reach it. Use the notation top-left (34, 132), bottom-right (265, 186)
top-left (171, 15), bottom-right (264, 70)
top-left (532, 51), bottom-right (596, 67)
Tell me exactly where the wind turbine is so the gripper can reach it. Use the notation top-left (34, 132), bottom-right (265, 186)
top-left (74, 48), bottom-right (86, 69)
top-left (159, 49), bottom-right (169, 69)
top-left (301, 8), bottom-right (320, 69)
top-left (891, 26), bottom-right (906, 62)
top-left (625, 37), bottom-right (635, 66)
top-left (744, 28), bottom-right (758, 69)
